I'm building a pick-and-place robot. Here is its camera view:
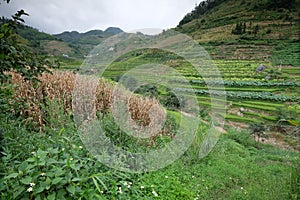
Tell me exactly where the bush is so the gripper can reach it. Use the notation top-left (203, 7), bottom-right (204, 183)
top-left (249, 122), bottom-right (266, 141)
top-left (0, 10), bottom-right (59, 83)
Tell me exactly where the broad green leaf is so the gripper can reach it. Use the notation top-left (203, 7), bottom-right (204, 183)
top-left (18, 161), bottom-right (28, 172)
top-left (4, 173), bottom-right (18, 179)
top-left (57, 189), bottom-right (67, 200)
top-left (72, 177), bottom-right (82, 182)
top-left (47, 192), bottom-right (56, 200)
top-left (52, 177), bottom-right (63, 185)
top-left (26, 157), bottom-right (36, 162)
top-left (35, 186), bottom-right (45, 194)
top-left (66, 185), bottom-right (75, 194)
top-left (35, 194), bottom-right (41, 200)
top-left (20, 176), bottom-right (32, 184)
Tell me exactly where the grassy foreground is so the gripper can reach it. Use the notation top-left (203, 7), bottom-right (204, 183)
top-left (0, 106), bottom-right (299, 199)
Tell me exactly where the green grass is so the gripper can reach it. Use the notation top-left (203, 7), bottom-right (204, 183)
top-left (242, 100), bottom-right (285, 107)
top-left (233, 102), bottom-right (278, 111)
top-left (225, 114), bottom-right (262, 123)
top-left (243, 111), bottom-right (277, 122)
top-left (1, 110), bottom-right (299, 199)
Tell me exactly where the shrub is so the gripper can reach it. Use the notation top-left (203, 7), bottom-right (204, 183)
top-left (249, 122), bottom-right (266, 141)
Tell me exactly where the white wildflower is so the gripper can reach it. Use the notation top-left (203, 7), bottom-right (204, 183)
top-left (152, 190), bottom-right (158, 197)
top-left (118, 187), bottom-right (122, 194)
top-left (27, 187), bottom-right (33, 192)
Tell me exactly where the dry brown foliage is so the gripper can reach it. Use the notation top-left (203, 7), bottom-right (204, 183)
top-left (10, 71), bottom-right (165, 136)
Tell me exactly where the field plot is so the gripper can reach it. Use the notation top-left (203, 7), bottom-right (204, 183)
top-left (101, 50), bottom-right (299, 129)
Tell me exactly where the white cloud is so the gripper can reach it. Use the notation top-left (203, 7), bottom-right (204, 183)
top-left (0, 0), bottom-right (200, 34)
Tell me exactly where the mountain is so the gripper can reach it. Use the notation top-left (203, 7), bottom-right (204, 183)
top-left (54, 27), bottom-right (124, 57)
top-left (3, 21), bottom-right (124, 60)
top-left (54, 27), bottom-right (123, 46)
top-left (176, 0), bottom-right (300, 66)
top-left (104, 27), bottom-right (123, 34)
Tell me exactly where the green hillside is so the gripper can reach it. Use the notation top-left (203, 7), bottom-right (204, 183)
top-left (1, 1), bottom-right (300, 199)
top-left (54, 27), bottom-right (123, 57)
top-left (176, 0), bottom-right (300, 66)
top-left (0, 17), bottom-right (123, 60)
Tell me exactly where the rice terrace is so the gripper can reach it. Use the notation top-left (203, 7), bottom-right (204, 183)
top-left (0, 0), bottom-right (299, 199)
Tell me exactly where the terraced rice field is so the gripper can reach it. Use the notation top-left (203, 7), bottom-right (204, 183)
top-left (101, 50), bottom-right (299, 126)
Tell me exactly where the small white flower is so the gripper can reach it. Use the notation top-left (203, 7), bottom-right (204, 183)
top-left (62, 148), bottom-right (65, 151)
top-left (70, 157), bottom-right (73, 161)
top-left (165, 176), bottom-right (168, 179)
top-left (127, 185), bottom-right (131, 188)
top-left (241, 187), bottom-right (244, 190)
top-left (31, 152), bottom-right (35, 155)
top-left (41, 172), bottom-right (45, 176)
top-left (100, 191), bottom-right (104, 194)
top-left (129, 182), bottom-right (132, 185)
top-left (140, 186), bottom-right (145, 189)
top-left (152, 190), bottom-right (158, 197)
top-left (27, 187), bottom-right (33, 192)
top-left (118, 187), bottom-right (122, 194)
top-left (29, 182), bottom-right (35, 187)
top-left (192, 175), bottom-right (195, 178)
top-left (123, 182), bottom-right (128, 186)
top-left (79, 146), bottom-right (83, 149)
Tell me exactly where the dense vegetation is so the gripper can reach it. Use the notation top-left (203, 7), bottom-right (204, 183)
top-left (177, 0), bottom-right (300, 66)
top-left (0, 0), bottom-right (299, 199)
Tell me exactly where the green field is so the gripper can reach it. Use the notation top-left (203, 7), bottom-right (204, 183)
top-left (1, 0), bottom-right (300, 199)
top-left (100, 50), bottom-right (299, 126)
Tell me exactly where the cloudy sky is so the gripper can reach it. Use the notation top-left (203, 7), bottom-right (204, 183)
top-left (0, 0), bottom-right (200, 34)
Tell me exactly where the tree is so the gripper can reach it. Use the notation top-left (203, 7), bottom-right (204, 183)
top-left (0, 2), bottom-right (59, 83)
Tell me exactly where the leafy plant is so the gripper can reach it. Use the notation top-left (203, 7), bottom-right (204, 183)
top-left (0, 7), bottom-right (59, 83)
top-left (249, 122), bottom-right (266, 142)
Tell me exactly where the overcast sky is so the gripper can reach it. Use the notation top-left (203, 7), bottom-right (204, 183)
top-left (0, 0), bottom-right (201, 34)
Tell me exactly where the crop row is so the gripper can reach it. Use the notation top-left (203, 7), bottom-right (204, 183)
top-left (174, 88), bottom-right (300, 102)
top-left (171, 79), bottom-right (299, 87)
top-left (190, 80), bottom-right (300, 87)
